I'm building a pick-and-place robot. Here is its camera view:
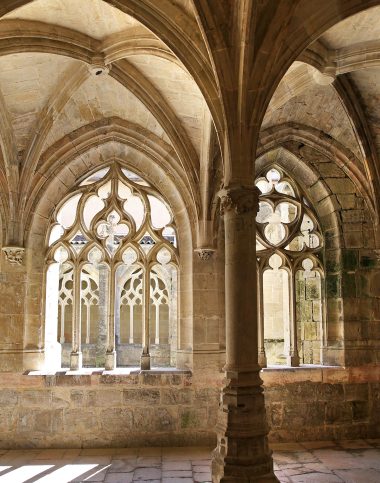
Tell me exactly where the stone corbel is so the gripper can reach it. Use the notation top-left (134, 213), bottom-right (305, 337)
top-left (195, 219), bottom-right (216, 261)
top-left (194, 248), bottom-right (215, 261)
top-left (2, 246), bottom-right (25, 265)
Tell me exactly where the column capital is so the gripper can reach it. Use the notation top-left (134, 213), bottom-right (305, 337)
top-left (2, 246), bottom-right (25, 266)
top-left (194, 248), bottom-right (215, 261)
top-left (218, 185), bottom-right (260, 216)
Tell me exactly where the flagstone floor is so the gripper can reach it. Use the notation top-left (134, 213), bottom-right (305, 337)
top-left (0, 439), bottom-right (379, 482)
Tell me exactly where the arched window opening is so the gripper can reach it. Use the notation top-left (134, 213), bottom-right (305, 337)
top-left (256, 167), bottom-right (324, 367)
top-left (45, 163), bottom-right (178, 371)
top-left (262, 254), bottom-right (291, 365)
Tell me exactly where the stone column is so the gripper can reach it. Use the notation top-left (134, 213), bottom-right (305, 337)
top-left (114, 278), bottom-right (121, 366)
top-left (70, 267), bottom-right (82, 370)
top-left (212, 186), bottom-right (277, 483)
top-left (129, 305), bottom-right (134, 343)
top-left (105, 262), bottom-right (116, 370)
top-left (96, 264), bottom-right (108, 368)
top-left (287, 271), bottom-right (300, 367)
top-left (257, 268), bottom-right (267, 367)
top-left (141, 266), bottom-right (151, 370)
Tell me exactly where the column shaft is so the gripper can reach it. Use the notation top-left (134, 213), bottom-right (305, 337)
top-left (287, 271), bottom-right (300, 367)
top-left (155, 304), bottom-right (160, 344)
top-left (85, 304), bottom-right (90, 345)
top-left (141, 266), bottom-right (151, 369)
top-left (212, 186), bottom-right (277, 482)
top-left (60, 304), bottom-right (65, 344)
top-left (70, 267), bottom-right (82, 370)
top-left (105, 263), bottom-right (116, 370)
top-left (258, 268), bottom-right (267, 367)
top-left (129, 304), bottom-right (134, 343)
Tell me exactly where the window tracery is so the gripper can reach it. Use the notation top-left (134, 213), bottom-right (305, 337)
top-left (255, 167), bottom-right (324, 366)
top-left (45, 163), bottom-right (178, 371)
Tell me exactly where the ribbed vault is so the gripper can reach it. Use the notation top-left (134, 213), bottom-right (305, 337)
top-left (0, 0), bottom-right (379, 243)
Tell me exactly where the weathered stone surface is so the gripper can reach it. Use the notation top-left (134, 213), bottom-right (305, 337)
top-left (100, 408), bottom-right (133, 431)
top-left (0, 6), bottom-right (379, 483)
top-left (0, 369), bottom-right (377, 447)
top-left (123, 388), bottom-right (160, 405)
top-left (161, 388), bottom-right (193, 405)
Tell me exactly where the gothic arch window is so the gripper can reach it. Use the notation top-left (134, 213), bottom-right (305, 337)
top-left (255, 167), bottom-right (324, 366)
top-left (44, 163), bottom-right (178, 371)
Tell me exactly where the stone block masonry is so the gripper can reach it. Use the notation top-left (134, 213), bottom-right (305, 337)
top-left (263, 365), bottom-right (380, 442)
top-left (0, 366), bottom-right (379, 449)
top-left (0, 371), bottom-right (220, 449)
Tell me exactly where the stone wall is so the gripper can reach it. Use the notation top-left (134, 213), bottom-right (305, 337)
top-left (0, 256), bottom-right (28, 372)
top-left (0, 366), bottom-right (379, 449)
top-left (263, 366), bottom-right (380, 442)
top-left (0, 371), bottom-right (219, 449)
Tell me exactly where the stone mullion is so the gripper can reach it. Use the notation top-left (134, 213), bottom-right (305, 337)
top-left (257, 266), bottom-right (267, 367)
top-left (96, 265), bottom-right (108, 367)
top-left (155, 303), bottom-right (160, 344)
top-left (287, 269), bottom-right (300, 367)
top-left (70, 266), bottom-right (82, 370)
top-left (114, 285), bottom-right (121, 348)
top-left (85, 304), bottom-right (90, 345)
top-left (129, 304), bottom-right (134, 344)
top-left (105, 262), bottom-right (116, 370)
top-left (212, 186), bottom-right (277, 482)
top-left (60, 304), bottom-right (65, 343)
top-left (141, 265), bottom-right (151, 370)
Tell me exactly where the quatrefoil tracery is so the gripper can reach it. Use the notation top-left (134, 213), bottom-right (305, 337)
top-left (255, 167), bottom-right (323, 265)
top-left (46, 164), bottom-right (178, 267)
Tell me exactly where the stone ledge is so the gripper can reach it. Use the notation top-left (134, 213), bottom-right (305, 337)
top-left (0, 364), bottom-right (378, 388)
top-left (0, 369), bottom-right (193, 388)
top-left (262, 364), bottom-right (380, 386)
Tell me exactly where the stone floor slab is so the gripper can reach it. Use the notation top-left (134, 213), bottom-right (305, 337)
top-left (162, 461), bottom-right (192, 471)
top-left (105, 473), bottom-right (133, 483)
top-left (0, 441), bottom-right (377, 482)
top-left (288, 473), bottom-right (343, 482)
top-left (334, 468), bottom-right (380, 483)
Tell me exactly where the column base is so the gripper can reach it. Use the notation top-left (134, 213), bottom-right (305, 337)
top-left (105, 350), bottom-right (116, 370)
top-left (212, 369), bottom-right (276, 482)
top-left (286, 353), bottom-right (300, 367)
top-left (140, 353), bottom-right (151, 370)
top-left (212, 461), bottom-right (278, 483)
top-left (70, 351), bottom-right (82, 371)
top-left (258, 351), bottom-right (267, 368)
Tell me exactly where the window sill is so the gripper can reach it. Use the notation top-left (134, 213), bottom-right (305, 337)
top-left (27, 367), bottom-right (191, 377)
top-left (261, 363), bottom-right (380, 385)
top-left (262, 364), bottom-right (340, 371)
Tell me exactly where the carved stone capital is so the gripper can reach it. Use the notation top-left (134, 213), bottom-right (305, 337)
top-left (219, 185), bottom-right (260, 216)
top-left (195, 248), bottom-right (215, 261)
top-left (2, 246), bottom-right (25, 265)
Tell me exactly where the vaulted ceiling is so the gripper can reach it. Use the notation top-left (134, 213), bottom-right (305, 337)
top-left (0, 0), bottom-right (379, 245)
top-left (262, 5), bottom-right (380, 220)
